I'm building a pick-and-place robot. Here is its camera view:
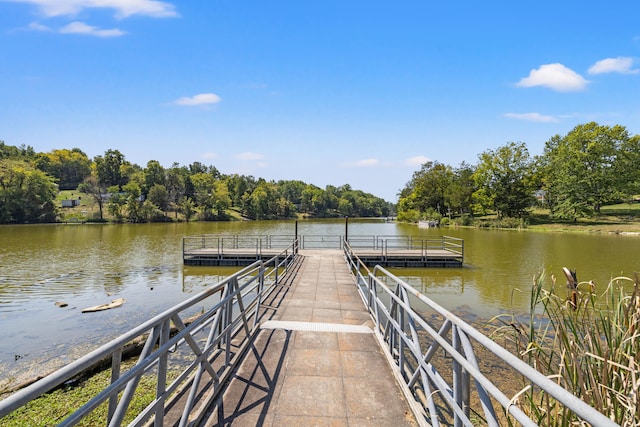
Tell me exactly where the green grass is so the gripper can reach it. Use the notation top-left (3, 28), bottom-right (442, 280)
top-left (1, 360), bottom-right (171, 426)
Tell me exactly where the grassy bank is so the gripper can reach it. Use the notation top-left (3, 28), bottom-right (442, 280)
top-left (1, 359), bottom-right (174, 426)
top-left (526, 203), bottom-right (640, 234)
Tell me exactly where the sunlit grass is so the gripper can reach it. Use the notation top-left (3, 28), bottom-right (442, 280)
top-left (1, 360), bottom-right (173, 426)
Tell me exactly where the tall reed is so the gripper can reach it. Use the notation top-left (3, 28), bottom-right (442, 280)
top-left (501, 270), bottom-right (640, 426)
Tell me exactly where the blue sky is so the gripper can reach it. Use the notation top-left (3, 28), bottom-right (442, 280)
top-left (1, 1), bottom-right (639, 201)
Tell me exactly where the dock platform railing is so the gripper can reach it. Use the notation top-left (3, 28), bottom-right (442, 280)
top-left (0, 241), bottom-right (299, 426)
top-left (183, 234), bottom-right (463, 257)
top-left (343, 240), bottom-right (616, 427)
top-left (182, 234), bottom-right (297, 254)
top-left (347, 235), bottom-right (463, 258)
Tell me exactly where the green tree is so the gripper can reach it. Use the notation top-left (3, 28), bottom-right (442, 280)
top-left (405, 161), bottom-right (453, 214)
top-left (123, 181), bottom-right (143, 222)
top-left (148, 184), bottom-right (169, 215)
top-left (0, 141), bottom-right (36, 161)
top-left (0, 159), bottom-right (57, 223)
top-left (179, 197), bottom-right (196, 222)
top-left (541, 122), bottom-right (640, 219)
top-left (94, 149), bottom-right (129, 188)
top-left (212, 181), bottom-right (232, 218)
top-left (472, 142), bottom-right (535, 218)
top-left (190, 172), bottom-right (216, 219)
top-left (78, 175), bottom-right (106, 220)
top-left (226, 174), bottom-right (256, 207)
top-left (106, 184), bottom-right (127, 221)
top-left (166, 164), bottom-right (189, 218)
top-left (143, 160), bottom-right (166, 195)
top-left (35, 148), bottom-right (92, 190)
top-left (446, 162), bottom-right (476, 215)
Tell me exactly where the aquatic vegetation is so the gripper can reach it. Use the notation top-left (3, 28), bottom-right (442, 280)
top-left (500, 270), bottom-right (640, 426)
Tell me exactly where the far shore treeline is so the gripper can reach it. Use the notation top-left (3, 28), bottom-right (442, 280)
top-left (1, 121), bottom-right (639, 225)
top-left (0, 142), bottom-right (393, 224)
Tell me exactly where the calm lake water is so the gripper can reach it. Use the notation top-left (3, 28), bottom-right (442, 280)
top-left (1, 219), bottom-right (638, 390)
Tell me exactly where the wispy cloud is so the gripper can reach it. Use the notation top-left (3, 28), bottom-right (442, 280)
top-left (504, 112), bottom-right (559, 123)
top-left (27, 21), bottom-right (51, 31)
top-left (6, 0), bottom-right (178, 18)
top-left (588, 57), bottom-right (639, 75)
top-left (201, 152), bottom-right (218, 160)
top-left (235, 152), bottom-right (264, 161)
top-left (174, 93), bottom-right (221, 106)
top-left (517, 63), bottom-right (589, 92)
top-left (354, 158), bottom-right (380, 167)
top-left (404, 155), bottom-right (430, 166)
top-left (59, 21), bottom-right (125, 37)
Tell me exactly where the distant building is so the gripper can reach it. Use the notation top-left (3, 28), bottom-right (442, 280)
top-left (61, 199), bottom-right (81, 208)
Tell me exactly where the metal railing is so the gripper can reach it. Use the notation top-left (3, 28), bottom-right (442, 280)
top-left (183, 234), bottom-right (463, 256)
top-left (182, 234), bottom-right (297, 254)
top-left (343, 241), bottom-right (616, 427)
top-left (347, 235), bottom-right (464, 258)
top-left (0, 240), bottom-right (299, 426)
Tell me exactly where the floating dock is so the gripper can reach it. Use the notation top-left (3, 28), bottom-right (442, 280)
top-left (182, 235), bottom-right (463, 267)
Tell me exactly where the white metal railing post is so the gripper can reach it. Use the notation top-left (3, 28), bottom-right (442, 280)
top-left (107, 348), bottom-right (122, 424)
top-left (155, 317), bottom-right (171, 427)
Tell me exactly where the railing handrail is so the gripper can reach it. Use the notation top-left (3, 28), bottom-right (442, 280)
top-left (342, 240), bottom-right (615, 427)
top-left (0, 240), bottom-right (299, 425)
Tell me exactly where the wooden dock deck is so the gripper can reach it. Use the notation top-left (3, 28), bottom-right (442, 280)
top-left (197, 250), bottom-right (418, 426)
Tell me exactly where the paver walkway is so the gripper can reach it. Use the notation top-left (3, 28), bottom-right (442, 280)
top-left (201, 250), bottom-right (417, 426)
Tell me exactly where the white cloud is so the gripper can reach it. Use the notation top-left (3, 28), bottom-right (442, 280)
top-left (355, 158), bottom-right (379, 167)
top-left (7, 0), bottom-right (178, 18)
top-left (201, 152), bottom-right (217, 160)
top-left (517, 63), bottom-right (589, 92)
top-left (174, 93), bottom-right (221, 106)
top-left (504, 112), bottom-right (558, 123)
top-left (404, 155), bottom-right (430, 166)
top-left (588, 57), bottom-right (639, 75)
top-left (236, 152), bottom-right (264, 161)
top-left (59, 21), bottom-right (125, 37)
top-left (28, 21), bottom-right (51, 31)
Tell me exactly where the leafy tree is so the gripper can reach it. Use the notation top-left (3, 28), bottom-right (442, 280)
top-left (78, 175), bottom-right (106, 220)
top-left (403, 161), bottom-right (453, 214)
top-left (472, 142), bottom-right (534, 218)
top-left (277, 180), bottom-right (306, 205)
top-left (446, 162), bottom-right (476, 215)
top-left (0, 159), bottom-right (57, 223)
top-left (244, 181), bottom-right (279, 219)
top-left (179, 197), bottom-right (196, 222)
top-left (94, 149), bottom-right (129, 188)
top-left (226, 174), bottom-right (256, 207)
top-left (123, 181), bottom-right (143, 222)
top-left (148, 184), bottom-right (169, 215)
top-left (35, 148), bottom-right (91, 190)
top-left (212, 181), bottom-right (232, 218)
top-left (165, 163), bottom-right (189, 217)
top-left (0, 141), bottom-right (36, 161)
top-left (190, 172), bottom-right (216, 219)
top-left (106, 185), bottom-right (127, 221)
top-left (143, 160), bottom-right (166, 195)
top-left (541, 122), bottom-right (640, 219)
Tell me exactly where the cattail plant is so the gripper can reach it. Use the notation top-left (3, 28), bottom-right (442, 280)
top-left (498, 270), bottom-right (640, 426)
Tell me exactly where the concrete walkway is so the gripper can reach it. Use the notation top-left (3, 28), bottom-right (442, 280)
top-left (201, 250), bottom-right (417, 426)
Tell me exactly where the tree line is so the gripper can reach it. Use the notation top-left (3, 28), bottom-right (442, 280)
top-left (398, 122), bottom-right (640, 223)
top-left (0, 144), bottom-right (393, 224)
